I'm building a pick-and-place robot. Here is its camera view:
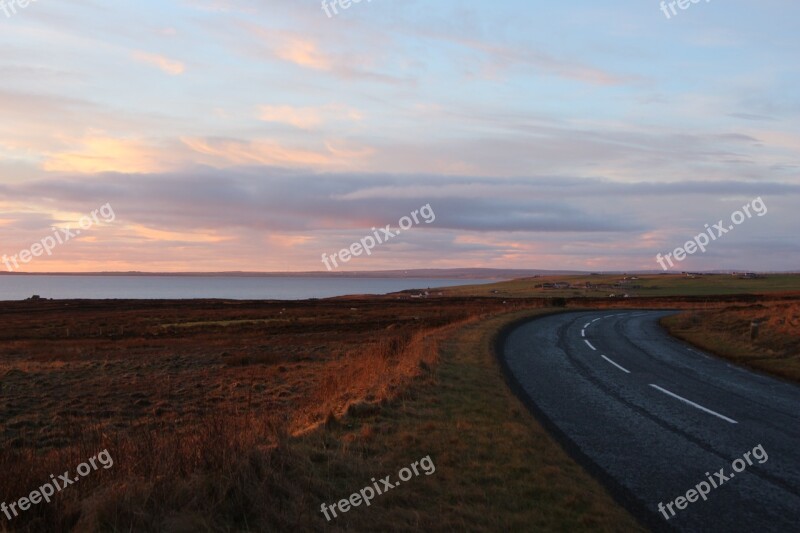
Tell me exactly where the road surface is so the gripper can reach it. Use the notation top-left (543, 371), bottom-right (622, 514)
top-left (500, 310), bottom-right (800, 532)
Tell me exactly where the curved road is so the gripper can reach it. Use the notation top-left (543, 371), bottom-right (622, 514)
top-left (501, 310), bottom-right (800, 532)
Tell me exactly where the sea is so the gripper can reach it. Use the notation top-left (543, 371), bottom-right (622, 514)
top-left (0, 275), bottom-right (500, 301)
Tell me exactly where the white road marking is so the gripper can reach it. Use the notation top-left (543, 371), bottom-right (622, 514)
top-left (581, 329), bottom-right (586, 337)
top-left (601, 354), bottom-right (630, 374)
top-left (687, 347), bottom-right (713, 360)
top-left (583, 322), bottom-right (591, 328)
top-left (591, 318), bottom-right (601, 323)
top-left (584, 340), bottom-right (597, 351)
top-left (603, 315), bottom-right (614, 318)
top-left (649, 384), bottom-right (738, 424)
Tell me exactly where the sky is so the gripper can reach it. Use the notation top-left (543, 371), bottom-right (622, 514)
top-left (0, 0), bottom-right (798, 273)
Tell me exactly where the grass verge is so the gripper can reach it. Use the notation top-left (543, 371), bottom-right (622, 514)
top-left (661, 300), bottom-right (800, 383)
top-left (251, 308), bottom-right (644, 531)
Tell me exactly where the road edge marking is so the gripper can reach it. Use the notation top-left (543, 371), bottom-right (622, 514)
top-left (649, 384), bottom-right (738, 424)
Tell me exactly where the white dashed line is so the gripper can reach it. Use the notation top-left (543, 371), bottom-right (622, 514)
top-left (584, 340), bottom-right (597, 351)
top-left (583, 322), bottom-right (591, 329)
top-left (591, 318), bottom-right (601, 323)
top-left (601, 354), bottom-right (630, 374)
top-left (581, 329), bottom-right (586, 337)
top-left (649, 384), bottom-right (738, 424)
top-left (603, 315), bottom-right (614, 318)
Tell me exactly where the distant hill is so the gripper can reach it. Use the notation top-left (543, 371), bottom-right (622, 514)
top-left (1, 269), bottom-right (795, 279)
top-left (0, 268), bottom-right (586, 279)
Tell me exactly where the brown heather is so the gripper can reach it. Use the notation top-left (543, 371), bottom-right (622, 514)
top-left (663, 300), bottom-right (800, 382)
top-left (0, 297), bottom-right (527, 531)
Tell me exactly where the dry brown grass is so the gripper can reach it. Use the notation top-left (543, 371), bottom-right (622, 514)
top-left (662, 298), bottom-right (800, 382)
top-left (0, 298), bottom-right (533, 531)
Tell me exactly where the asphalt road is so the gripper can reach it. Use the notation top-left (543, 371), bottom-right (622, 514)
top-left (501, 310), bottom-right (800, 532)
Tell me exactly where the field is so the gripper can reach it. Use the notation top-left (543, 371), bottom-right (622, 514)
top-left (0, 297), bottom-right (546, 531)
top-left (0, 298), bottom-right (494, 450)
top-left (436, 273), bottom-right (800, 298)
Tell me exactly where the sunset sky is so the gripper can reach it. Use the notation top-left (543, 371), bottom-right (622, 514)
top-left (1, 0), bottom-right (798, 272)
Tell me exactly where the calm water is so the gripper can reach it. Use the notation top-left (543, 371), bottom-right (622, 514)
top-left (0, 275), bottom-right (499, 301)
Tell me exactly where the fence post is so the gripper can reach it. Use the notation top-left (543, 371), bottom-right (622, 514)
top-left (750, 321), bottom-right (760, 340)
